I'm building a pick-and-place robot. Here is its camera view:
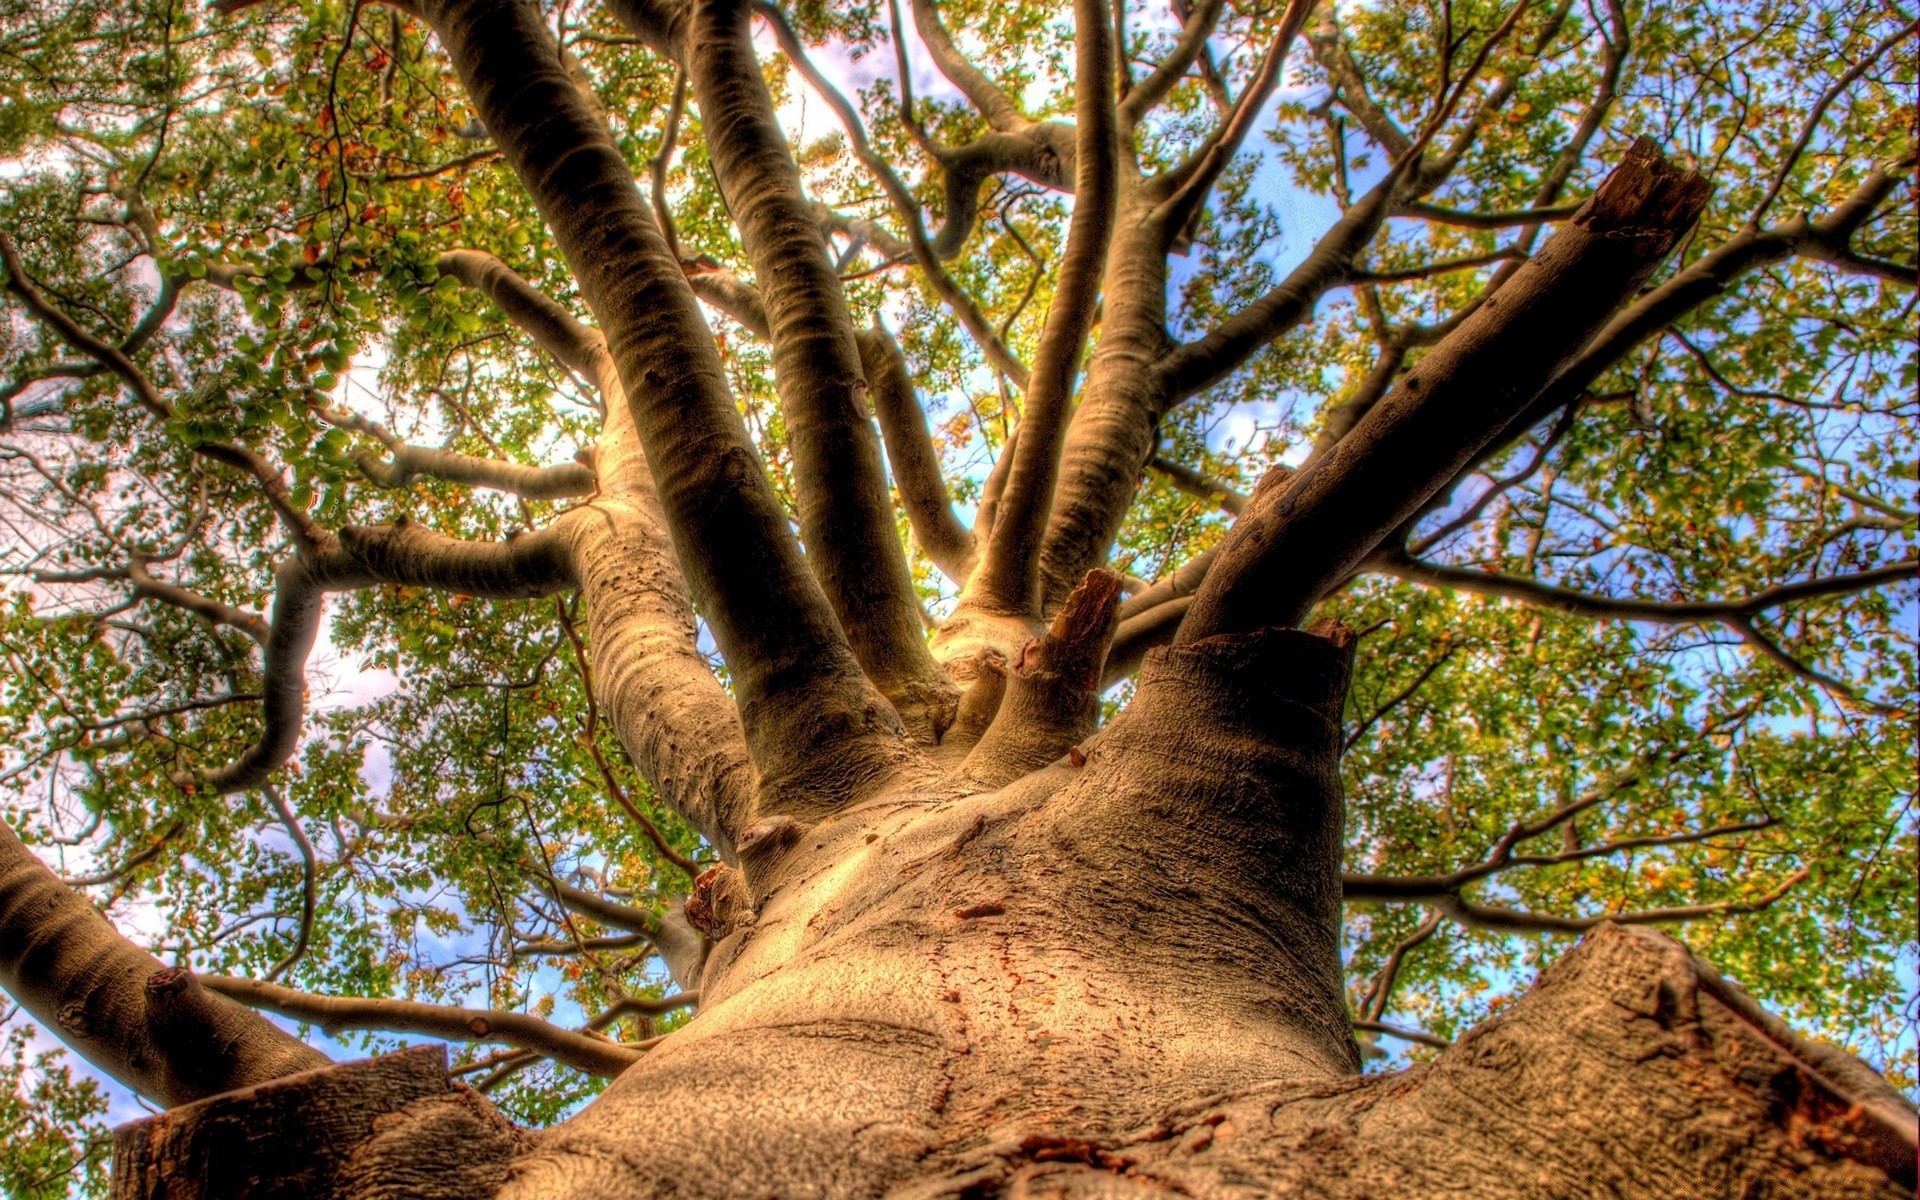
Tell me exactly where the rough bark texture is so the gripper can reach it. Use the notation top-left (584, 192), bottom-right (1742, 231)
top-left (112, 1046), bottom-right (528, 1200)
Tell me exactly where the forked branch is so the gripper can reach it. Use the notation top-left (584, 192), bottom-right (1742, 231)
top-left (1178, 139), bottom-right (1711, 639)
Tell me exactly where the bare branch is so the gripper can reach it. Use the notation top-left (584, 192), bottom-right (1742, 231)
top-left (909, 0), bottom-right (1025, 130)
top-left (262, 784), bottom-right (317, 982)
top-left (1380, 553), bottom-right (1917, 628)
top-left (1396, 199), bottom-right (1583, 229)
top-left (314, 402), bottom-right (597, 500)
top-left (1119, 0), bottom-right (1227, 128)
top-left (201, 974), bottom-right (643, 1078)
top-left (1148, 454), bottom-right (1248, 515)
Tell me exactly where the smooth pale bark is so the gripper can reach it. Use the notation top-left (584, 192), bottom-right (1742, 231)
top-left (965, 0), bottom-right (1117, 615)
top-left (421, 0), bottom-right (916, 814)
top-left (680, 0), bottom-right (957, 742)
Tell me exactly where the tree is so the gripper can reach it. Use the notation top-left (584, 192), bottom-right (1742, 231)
top-left (0, 0), bottom-right (1913, 1192)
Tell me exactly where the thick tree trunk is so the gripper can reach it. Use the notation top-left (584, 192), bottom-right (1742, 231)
top-left (108, 840), bottom-right (1920, 1200)
top-left (111, 635), bottom-right (1917, 1199)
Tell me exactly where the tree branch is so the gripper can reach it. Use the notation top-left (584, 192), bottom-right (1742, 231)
top-left (1350, 245), bottom-right (1524, 284)
top-left (859, 326), bottom-right (977, 582)
top-left (423, 0), bottom-right (914, 811)
top-left (262, 784), bottom-right (317, 982)
top-left (753, 3), bottom-right (1031, 387)
top-left (1493, 160), bottom-right (1912, 449)
top-left (908, 0), bottom-right (1025, 130)
top-left (1177, 140), bottom-right (1710, 640)
top-left (960, 569), bottom-right (1122, 787)
top-left (200, 974), bottom-right (643, 1078)
top-left (1157, 0), bottom-right (1315, 234)
top-left (432, 249), bottom-right (606, 376)
top-left (197, 517), bottom-right (580, 794)
top-left (967, 0), bottom-right (1118, 614)
top-left (0, 816), bottom-right (327, 1107)
top-left (1344, 867), bottom-right (1808, 935)
top-left (1118, 0), bottom-right (1227, 129)
top-left (1157, 179), bottom-right (1393, 401)
top-left (682, 0), bottom-right (955, 742)
top-left (1381, 553), bottom-right (1917, 628)
top-left (1395, 199), bottom-right (1584, 229)
top-left (315, 402), bottom-right (597, 500)
top-left (1148, 453), bottom-right (1248, 515)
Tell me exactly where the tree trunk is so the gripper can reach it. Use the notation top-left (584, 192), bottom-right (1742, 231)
top-left (111, 635), bottom-right (1915, 1199)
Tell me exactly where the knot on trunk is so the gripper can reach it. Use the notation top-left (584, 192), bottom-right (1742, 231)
top-left (684, 863), bottom-right (755, 941)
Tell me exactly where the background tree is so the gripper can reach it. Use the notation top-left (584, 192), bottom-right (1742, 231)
top-left (0, 0), bottom-right (1913, 1194)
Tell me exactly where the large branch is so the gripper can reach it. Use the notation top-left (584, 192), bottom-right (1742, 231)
top-left (0, 817), bottom-right (328, 1107)
top-left (201, 975), bottom-right (642, 1078)
top-left (199, 518), bottom-right (578, 794)
top-left (1071, 924), bottom-right (1919, 1195)
top-left (420, 0), bottom-right (913, 811)
top-left (966, 0), bottom-right (1118, 615)
top-left (1177, 140), bottom-right (1710, 640)
top-left (859, 326), bottom-right (977, 583)
top-left (670, 0), bottom-right (954, 742)
top-left (925, 126), bottom-right (1078, 260)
